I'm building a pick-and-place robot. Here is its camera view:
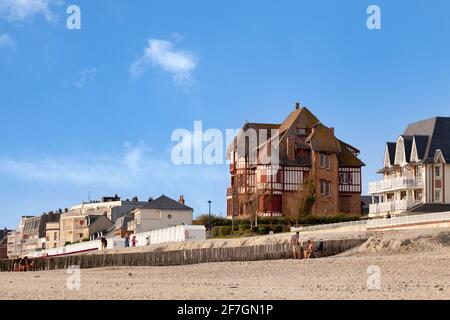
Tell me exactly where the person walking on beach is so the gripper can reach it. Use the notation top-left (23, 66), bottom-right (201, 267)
top-left (100, 237), bottom-right (108, 251)
top-left (291, 232), bottom-right (301, 259)
top-left (124, 234), bottom-right (130, 248)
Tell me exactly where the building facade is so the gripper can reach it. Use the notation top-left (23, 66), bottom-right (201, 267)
top-left (127, 195), bottom-right (193, 234)
top-left (368, 117), bottom-right (450, 217)
top-left (71, 195), bottom-right (149, 222)
top-left (45, 222), bottom-right (60, 249)
top-left (21, 213), bottom-right (60, 255)
top-left (227, 104), bottom-right (365, 219)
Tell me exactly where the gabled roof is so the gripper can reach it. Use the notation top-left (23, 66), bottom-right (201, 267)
top-left (386, 142), bottom-right (396, 166)
top-left (400, 135), bottom-right (414, 163)
top-left (338, 141), bottom-right (365, 167)
top-left (278, 107), bottom-right (320, 134)
top-left (412, 135), bottom-right (429, 160)
top-left (305, 124), bottom-right (341, 153)
top-left (403, 116), bottom-right (450, 162)
top-left (141, 195), bottom-right (193, 211)
top-left (227, 122), bottom-right (279, 157)
top-left (228, 104), bottom-right (364, 167)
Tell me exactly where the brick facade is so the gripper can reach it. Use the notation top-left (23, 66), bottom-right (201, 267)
top-left (227, 105), bottom-right (365, 218)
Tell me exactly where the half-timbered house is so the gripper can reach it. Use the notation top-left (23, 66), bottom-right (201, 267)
top-left (226, 103), bottom-right (365, 219)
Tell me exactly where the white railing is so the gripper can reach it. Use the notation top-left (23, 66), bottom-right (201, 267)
top-left (369, 200), bottom-right (420, 215)
top-left (291, 220), bottom-right (368, 232)
top-left (26, 225), bottom-right (206, 257)
top-left (367, 211), bottom-right (450, 229)
top-left (368, 176), bottom-right (423, 194)
top-left (133, 225), bottom-right (206, 247)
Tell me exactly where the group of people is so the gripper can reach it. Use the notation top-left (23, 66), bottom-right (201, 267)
top-left (12, 256), bottom-right (35, 272)
top-left (124, 234), bottom-right (137, 248)
top-left (291, 232), bottom-right (319, 259)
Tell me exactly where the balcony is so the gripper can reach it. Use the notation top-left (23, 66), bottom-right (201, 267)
top-left (369, 200), bottom-right (420, 216)
top-left (368, 176), bottom-right (423, 194)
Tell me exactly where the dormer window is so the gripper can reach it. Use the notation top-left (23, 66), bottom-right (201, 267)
top-left (297, 128), bottom-right (307, 136)
top-left (435, 166), bottom-right (441, 178)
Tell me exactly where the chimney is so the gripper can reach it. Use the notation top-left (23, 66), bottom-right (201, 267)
top-left (179, 195), bottom-right (185, 205)
top-left (329, 127), bottom-right (335, 135)
top-left (295, 102), bottom-right (300, 110)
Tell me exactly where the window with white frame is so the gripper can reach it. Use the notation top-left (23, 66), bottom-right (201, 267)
top-left (320, 153), bottom-right (331, 170)
top-left (339, 172), bottom-right (354, 185)
top-left (320, 180), bottom-right (331, 197)
top-left (435, 190), bottom-right (442, 203)
top-left (435, 166), bottom-right (441, 178)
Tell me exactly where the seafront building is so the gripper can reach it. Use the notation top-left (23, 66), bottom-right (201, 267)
top-left (21, 213), bottom-right (60, 255)
top-left (0, 228), bottom-right (11, 259)
top-left (127, 195), bottom-right (193, 234)
top-left (71, 195), bottom-right (149, 222)
top-left (368, 117), bottom-right (450, 217)
top-left (4, 194), bottom-right (194, 258)
top-left (227, 103), bottom-right (365, 218)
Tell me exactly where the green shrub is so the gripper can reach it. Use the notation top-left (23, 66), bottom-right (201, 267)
top-left (220, 226), bottom-right (232, 236)
top-left (82, 238), bottom-right (90, 242)
top-left (195, 214), bottom-right (231, 228)
top-left (211, 226), bottom-right (220, 237)
top-left (238, 224), bottom-right (250, 232)
top-left (64, 241), bottom-right (71, 246)
top-left (257, 226), bottom-right (270, 235)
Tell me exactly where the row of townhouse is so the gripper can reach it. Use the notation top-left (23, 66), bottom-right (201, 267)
top-left (227, 103), bottom-right (450, 219)
top-left (4, 194), bottom-right (193, 259)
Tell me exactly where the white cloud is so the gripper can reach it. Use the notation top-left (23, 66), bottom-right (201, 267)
top-left (0, 33), bottom-right (15, 48)
top-left (131, 38), bottom-right (197, 86)
top-left (0, 0), bottom-right (61, 22)
top-left (73, 67), bottom-right (97, 88)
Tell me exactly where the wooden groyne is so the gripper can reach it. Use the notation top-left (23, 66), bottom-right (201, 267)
top-left (0, 239), bottom-right (366, 272)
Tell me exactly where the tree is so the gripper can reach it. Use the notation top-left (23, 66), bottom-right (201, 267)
top-left (286, 175), bottom-right (316, 226)
top-left (243, 187), bottom-right (258, 234)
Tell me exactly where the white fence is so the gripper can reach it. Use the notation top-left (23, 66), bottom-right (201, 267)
top-left (28, 225), bottom-right (206, 258)
top-left (291, 220), bottom-right (368, 232)
top-left (291, 211), bottom-right (450, 232)
top-left (367, 211), bottom-right (450, 229)
top-left (132, 225), bottom-right (206, 247)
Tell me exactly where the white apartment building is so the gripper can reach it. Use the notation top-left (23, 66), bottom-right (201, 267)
top-left (369, 117), bottom-right (450, 217)
top-left (127, 195), bottom-right (193, 234)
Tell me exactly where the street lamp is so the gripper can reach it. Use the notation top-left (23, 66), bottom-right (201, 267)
top-left (208, 200), bottom-right (212, 235)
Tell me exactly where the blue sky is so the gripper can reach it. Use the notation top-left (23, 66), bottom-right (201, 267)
top-left (1, 0), bottom-right (450, 228)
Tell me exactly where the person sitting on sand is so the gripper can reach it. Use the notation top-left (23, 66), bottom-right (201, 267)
top-left (291, 232), bottom-right (301, 260)
top-left (303, 240), bottom-right (316, 259)
top-left (13, 258), bottom-right (22, 272)
top-left (22, 257), bottom-right (29, 272)
top-left (28, 258), bottom-right (35, 271)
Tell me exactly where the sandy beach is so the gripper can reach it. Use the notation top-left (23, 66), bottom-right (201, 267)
top-left (1, 228), bottom-right (450, 300)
